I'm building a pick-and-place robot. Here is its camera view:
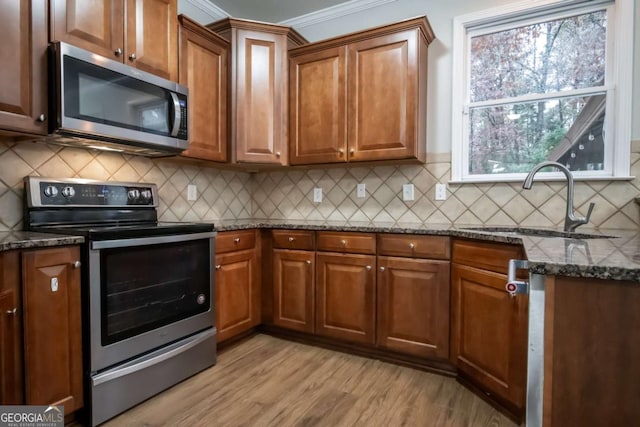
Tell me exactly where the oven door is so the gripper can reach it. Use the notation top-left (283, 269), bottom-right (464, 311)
top-left (88, 231), bottom-right (215, 373)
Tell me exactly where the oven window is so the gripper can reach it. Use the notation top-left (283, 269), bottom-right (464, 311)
top-left (100, 239), bottom-right (211, 345)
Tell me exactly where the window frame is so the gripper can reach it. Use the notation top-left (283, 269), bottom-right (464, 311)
top-left (450, 0), bottom-right (634, 183)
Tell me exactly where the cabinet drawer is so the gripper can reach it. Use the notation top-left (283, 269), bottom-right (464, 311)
top-left (452, 239), bottom-right (524, 274)
top-left (378, 234), bottom-right (450, 259)
top-left (272, 230), bottom-right (315, 250)
top-left (216, 230), bottom-right (256, 254)
top-left (316, 231), bottom-right (376, 254)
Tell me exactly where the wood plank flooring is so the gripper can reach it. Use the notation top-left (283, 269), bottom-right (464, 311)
top-left (104, 335), bottom-right (518, 427)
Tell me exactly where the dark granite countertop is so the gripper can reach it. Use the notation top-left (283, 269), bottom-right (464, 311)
top-left (0, 232), bottom-right (84, 251)
top-left (215, 220), bottom-right (639, 282)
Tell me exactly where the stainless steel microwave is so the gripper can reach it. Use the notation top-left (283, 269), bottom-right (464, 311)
top-left (49, 42), bottom-right (189, 157)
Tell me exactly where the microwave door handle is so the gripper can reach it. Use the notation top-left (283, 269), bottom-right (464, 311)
top-left (169, 92), bottom-right (181, 137)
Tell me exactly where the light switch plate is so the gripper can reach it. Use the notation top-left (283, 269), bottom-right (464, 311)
top-left (356, 183), bottom-right (366, 198)
top-left (435, 183), bottom-right (447, 201)
top-left (402, 184), bottom-right (414, 201)
top-left (313, 187), bottom-right (323, 203)
top-left (187, 184), bottom-right (197, 201)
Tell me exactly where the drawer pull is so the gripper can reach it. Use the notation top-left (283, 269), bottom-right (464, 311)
top-left (288, 237), bottom-right (295, 242)
top-left (380, 266), bottom-right (385, 272)
top-left (366, 265), bottom-right (372, 271)
top-left (5, 308), bottom-right (17, 315)
top-left (409, 243), bottom-right (415, 250)
top-left (233, 237), bottom-right (240, 243)
top-left (340, 240), bottom-right (347, 247)
top-left (215, 265), bottom-right (221, 270)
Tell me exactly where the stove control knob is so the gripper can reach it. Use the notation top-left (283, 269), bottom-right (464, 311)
top-left (140, 189), bottom-right (152, 201)
top-left (128, 189), bottom-right (141, 201)
top-left (44, 185), bottom-right (59, 197)
top-left (61, 186), bottom-right (75, 198)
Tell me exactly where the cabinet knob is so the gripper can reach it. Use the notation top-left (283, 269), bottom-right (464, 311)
top-left (73, 260), bottom-right (81, 268)
top-left (306, 260), bottom-right (311, 265)
top-left (276, 151), bottom-right (281, 157)
top-left (128, 53), bottom-right (136, 61)
top-left (215, 264), bottom-right (221, 270)
top-left (5, 308), bottom-right (17, 315)
top-left (288, 236), bottom-right (295, 242)
top-left (380, 266), bottom-right (385, 271)
top-left (114, 48), bottom-right (123, 56)
top-left (350, 148), bottom-right (355, 154)
top-left (338, 148), bottom-right (344, 155)
top-left (409, 243), bottom-right (415, 250)
top-left (234, 237), bottom-right (240, 243)
top-left (37, 114), bottom-right (46, 122)
top-left (340, 239), bottom-right (346, 247)
top-left (366, 265), bottom-right (372, 271)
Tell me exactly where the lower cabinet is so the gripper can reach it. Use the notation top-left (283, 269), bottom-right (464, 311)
top-left (451, 239), bottom-right (528, 416)
top-left (272, 249), bottom-right (314, 333)
top-left (1, 246), bottom-right (83, 414)
top-left (315, 252), bottom-right (376, 345)
top-left (377, 256), bottom-right (450, 359)
top-left (215, 231), bottom-right (260, 342)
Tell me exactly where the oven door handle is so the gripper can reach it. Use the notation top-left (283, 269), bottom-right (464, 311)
top-left (92, 328), bottom-right (215, 386)
top-left (91, 231), bottom-right (216, 250)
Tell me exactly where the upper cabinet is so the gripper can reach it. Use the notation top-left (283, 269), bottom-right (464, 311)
top-left (207, 19), bottom-right (307, 165)
top-left (50, 0), bottom-right (178, 81)
top-left (289, 17), bottom-right (434, 166)
top-left (178, 15), bottom-right (229, 162)
top-left (0, 0), bottom-right (48, 135)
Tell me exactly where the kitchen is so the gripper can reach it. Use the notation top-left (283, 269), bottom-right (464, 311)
top-left (0, 0), bottom-right (639, 426)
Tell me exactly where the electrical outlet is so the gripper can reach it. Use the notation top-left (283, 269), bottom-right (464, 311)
top-left (187, 184), bottom-right (197, 201)
top-left (402, 184), bottom-right (414, 201)
top-left (313, 187), bottom-right (323, 203)
top-left (435, 183), bottom-right (447, 201)
top-left (356, 183), bottom-right (366, 198)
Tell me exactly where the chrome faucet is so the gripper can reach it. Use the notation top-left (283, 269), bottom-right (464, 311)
top-left (522, 161), bottom-right (595, 232)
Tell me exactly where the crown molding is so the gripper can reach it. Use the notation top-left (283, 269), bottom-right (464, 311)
top-left (279, 0), bottom-right (398, 28)
top-left (180, 0), bottom-right (230, 22)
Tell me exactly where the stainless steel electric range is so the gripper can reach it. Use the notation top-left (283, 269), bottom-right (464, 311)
top-left (24, 176), bottom-right (217, 426)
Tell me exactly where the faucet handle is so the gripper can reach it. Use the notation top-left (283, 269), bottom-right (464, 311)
top-left (585, 202), bottom-right (595, 223)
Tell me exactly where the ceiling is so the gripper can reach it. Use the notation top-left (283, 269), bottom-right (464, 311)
top-left (208, 0), bottom-right (351, 23)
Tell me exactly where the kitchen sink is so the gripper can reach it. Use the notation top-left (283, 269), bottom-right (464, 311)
top-left (460, 226), bottom-right (618, 239)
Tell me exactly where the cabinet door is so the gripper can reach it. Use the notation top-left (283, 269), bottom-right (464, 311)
top-left (125, 0), bottom-right (177, 81)
top-left (0, 251), bottom-right (23, 404)
top-left (22, 247), bottom-right (83, 413)
top-left (273, 250), bottom-right (314, 333)
top-left (347, 29), bottom-right (420, 162)
top-left (234, 30), bottom-right (287, 164)
top-left (377, 257), bottom-right (450, 359)
top-left (178, 16), bottom-right (228, 162)
top-left (0, 0), bottom-right (48, 134)
top-left (215, 249), bottom-right (260, 342)
top-left (451, 264), bottom-right (527, 412)
top-left (50, 0), bottom-right (124, 61)
top-left (289, 47), bottom-right (347, 165)
top-left (316, 253), bottom-right (376, 344)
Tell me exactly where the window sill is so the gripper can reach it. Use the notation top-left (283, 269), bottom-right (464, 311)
top-left (448, 176), bottom-right (636, 185)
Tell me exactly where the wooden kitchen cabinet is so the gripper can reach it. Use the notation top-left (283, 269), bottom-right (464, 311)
top-left (0, 0), bottom-right (48, 135)
top-left (21, 246), bottom-right (83, 414)
top-left (50, 0), bottom-right (178, 81)
top-left (207, 19), bottom-right (307, 165)
top-left (289, 17), bottom-right (434, 165)
top-left (377, 234), bottom-right (450, 359)
top-left (0, 251), bottom-right (23, 404)
top-left (271, 230), bottom-right (315, 333)
top-left (215, 231), bottom-right (260, 342)
top-left (178, 15), bottom-right (229, 162)
top-left (451, 239), bottom-right (527, 418)
top-left (316, 252), bottom-right (376, 345)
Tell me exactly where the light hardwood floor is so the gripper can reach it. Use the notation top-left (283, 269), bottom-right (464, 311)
top-left (105, 334), bottom-right (518, 427)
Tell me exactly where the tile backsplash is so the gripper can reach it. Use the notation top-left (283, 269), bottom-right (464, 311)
top-left (1, 139), bottom-right (640, 231)
top-left (0, 140), bottom-right (252, 231)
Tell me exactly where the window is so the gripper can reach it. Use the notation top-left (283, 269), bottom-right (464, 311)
top-left (451, 0), bottom-right (633, 182)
